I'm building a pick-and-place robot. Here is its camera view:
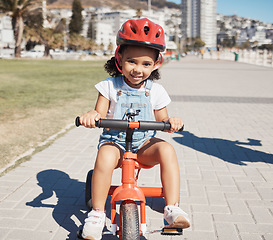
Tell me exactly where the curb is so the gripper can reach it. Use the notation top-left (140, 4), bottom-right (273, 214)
top-left (0, 122), bottom-right (74, 176)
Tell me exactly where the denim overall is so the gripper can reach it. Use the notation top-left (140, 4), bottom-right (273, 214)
top-left (98, 76), bottom-right (155, 152)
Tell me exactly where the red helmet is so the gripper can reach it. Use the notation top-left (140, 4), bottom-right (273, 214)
top-left (117, 18), bottom-right (166, 52)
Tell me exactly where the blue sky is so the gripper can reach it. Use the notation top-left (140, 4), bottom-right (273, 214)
top-left (167, 0), bottom-right (273, 24)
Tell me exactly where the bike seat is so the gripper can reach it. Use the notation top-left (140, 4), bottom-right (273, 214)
top-left (135, 161), bottom-right (155, 169)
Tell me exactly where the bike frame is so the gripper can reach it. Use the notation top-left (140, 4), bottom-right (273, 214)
top-left (109, 149), bottom-right (164, 236)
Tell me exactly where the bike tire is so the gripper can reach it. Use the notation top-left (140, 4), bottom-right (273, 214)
top-left (85, 169), bottom-right (93, 211)
top-left (120, 200), bottom-right (140, 240)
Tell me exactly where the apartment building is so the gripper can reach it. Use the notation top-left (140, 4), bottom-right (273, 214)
top-left (0, 15), bottom-right (15, 57)
top-left (181, 0), bottom-right (217, 48)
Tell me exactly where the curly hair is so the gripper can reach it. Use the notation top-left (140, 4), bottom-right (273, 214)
top-left (104, 45), bottom-right (161, 80)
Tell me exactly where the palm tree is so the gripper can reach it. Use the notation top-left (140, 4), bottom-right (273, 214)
top-left (40, 28), bottom-right (64, 56)
top-left (25, 18), bottom-right (66, 57)
top-left (0, 0), bottom-right (42, 57)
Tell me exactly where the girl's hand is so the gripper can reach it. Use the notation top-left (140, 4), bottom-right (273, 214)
top-left (168, 117), bottom-right (184, 133)
top-left (80, 110), bottom-right (101, 128)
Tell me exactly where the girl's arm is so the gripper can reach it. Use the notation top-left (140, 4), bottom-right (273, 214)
top-left (154, 107), bottom-right (184, 132)
top-left (80, 93), bottom-right (110, 128)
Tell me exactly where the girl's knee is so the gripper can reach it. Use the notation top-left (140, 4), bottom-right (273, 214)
top-left (156, 142), bottom-right (178, 165)
top-left (95, 144), bottom-right (123, 170)
top-left (158, 141), bottom-right (175, 155)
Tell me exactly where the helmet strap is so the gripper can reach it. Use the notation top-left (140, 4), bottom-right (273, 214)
top-left (153, 52), bottom-right (163, 70)
top-left (115, 45), bottom-right (123, 74)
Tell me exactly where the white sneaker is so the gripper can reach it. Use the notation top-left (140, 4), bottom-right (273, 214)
top-left (164, 205), bottom-right (190, 229)
top-left (82, 209), bottom-right (106, 240)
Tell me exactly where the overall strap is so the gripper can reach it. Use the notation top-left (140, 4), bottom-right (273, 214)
top-left (145, 79), bottom-right (153, 97)
top-left (113, 75), bottom-right (123, 90)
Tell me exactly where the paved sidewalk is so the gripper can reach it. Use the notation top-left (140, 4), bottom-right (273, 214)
top-left (0, 57), bottom-right (273, 240)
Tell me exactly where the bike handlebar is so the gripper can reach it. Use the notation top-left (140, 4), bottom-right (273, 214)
top-left (75, 116), bottom-right (184, 132)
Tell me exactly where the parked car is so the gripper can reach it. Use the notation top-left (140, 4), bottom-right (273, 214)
top-left (21, 50), bottom-right (44, 58)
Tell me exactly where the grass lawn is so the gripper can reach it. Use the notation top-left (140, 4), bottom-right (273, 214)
top-left (0, 59), bottom-right (108, 172)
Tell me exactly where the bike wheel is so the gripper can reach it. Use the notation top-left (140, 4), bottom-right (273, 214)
top-left (85, 169), bottom-right (93, 211)
top-left (120, 200), bottom-right (140, 240)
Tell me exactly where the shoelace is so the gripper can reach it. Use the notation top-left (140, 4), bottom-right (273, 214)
top-left (86, 215), bottom-right (102, 224)
top-left (85, 211), bottom-right (104, 225)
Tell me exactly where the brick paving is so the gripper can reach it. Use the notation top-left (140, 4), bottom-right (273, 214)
top-left (0, 56), bottom-right (272, 240)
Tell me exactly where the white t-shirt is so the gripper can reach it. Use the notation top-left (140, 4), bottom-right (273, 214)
top-left (95, 77), bottom-right (171, 119)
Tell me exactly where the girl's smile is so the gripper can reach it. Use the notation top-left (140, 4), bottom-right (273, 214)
top-left (119, 46), bottom-right (159, 88)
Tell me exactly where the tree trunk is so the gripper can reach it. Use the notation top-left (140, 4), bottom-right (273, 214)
top-left (44, 44), bottom-right (50, 57)
top-left (12, 15), bottom-right (24, 58)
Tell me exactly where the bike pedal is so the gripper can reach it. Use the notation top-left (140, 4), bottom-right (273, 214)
top-left (161, 227), bottom-right (183, 235)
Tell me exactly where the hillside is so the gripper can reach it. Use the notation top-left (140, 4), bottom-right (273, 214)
top-left (46, 0), bottom-right (180, 10)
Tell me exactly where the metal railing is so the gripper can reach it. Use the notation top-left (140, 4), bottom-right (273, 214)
top-left (203, 49), bottom-right (273, 68)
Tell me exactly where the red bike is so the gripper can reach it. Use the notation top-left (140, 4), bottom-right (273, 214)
top-left (76, 111), bottom-right (183, 239)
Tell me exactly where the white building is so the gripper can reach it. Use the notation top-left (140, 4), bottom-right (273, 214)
top-left (250, 26), bottom-right (272, 45)
top-left (237, 29), bottom-right (248, 46)
top-left (181, 0), bottom-right (217, 48)
top-left (0, 15), bottom-right (15, 57)
top-left (85, 10), bottom-right (132, 51)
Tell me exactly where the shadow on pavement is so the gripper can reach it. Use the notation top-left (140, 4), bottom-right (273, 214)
top-left (26, 169), bottom-right (154, 239)
top-left (173, 131), bottom-right (273, 165)
top-left (26, 169), bottom-right (86, 239)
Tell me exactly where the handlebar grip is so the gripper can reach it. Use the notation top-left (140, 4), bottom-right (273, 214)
top-left (75, 116), bottom-right (100, 127)
top-left (139, 121), bottom-right (184, 132)
top-left (138, 121), bottom-right (170, 131)
top-left (97, 119), bottom-right (128, 129)
top-left (179, 125), bottom-right (184, 132)
top-left (75, 116), bottom-right (81, 127)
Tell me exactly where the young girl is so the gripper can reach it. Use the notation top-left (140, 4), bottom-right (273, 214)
top-left (79, 18), bottom-right (190, 240)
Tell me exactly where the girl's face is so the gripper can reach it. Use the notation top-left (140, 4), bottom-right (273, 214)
top-left (119, 46), bottom-right (159, 88)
